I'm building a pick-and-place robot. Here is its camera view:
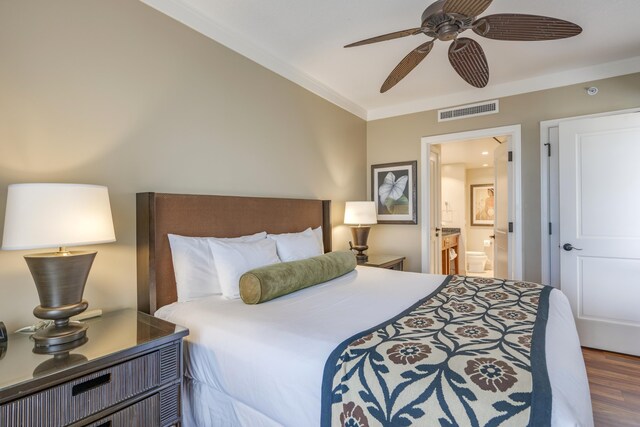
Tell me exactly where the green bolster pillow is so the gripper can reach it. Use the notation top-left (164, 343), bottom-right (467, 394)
top-left (239, 251), bottom-right (357, 304)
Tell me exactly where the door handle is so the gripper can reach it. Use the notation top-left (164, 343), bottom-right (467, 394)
top-left (562, 243), bottom-right (583, 252)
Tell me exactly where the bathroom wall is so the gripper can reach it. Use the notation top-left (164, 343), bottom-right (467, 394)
top-left (441, 164), bottom-right (466, 271)
top-left (466, 167), bottom-right (495, 269)
top-left (441, 164), bottom-right (466, 229)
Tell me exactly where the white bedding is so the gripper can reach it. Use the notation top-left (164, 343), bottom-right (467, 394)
top-left (156, 267), bottom-right (593, 427)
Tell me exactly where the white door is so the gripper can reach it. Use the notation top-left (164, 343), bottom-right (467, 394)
top-left (547, 126), bottom-right (562, 288)
top-left (559, 113), bottom-right (640, 356)
top-left (430, 149), bottom-right (442, 274)
top-left (493, 142), bottom-right (510, 279)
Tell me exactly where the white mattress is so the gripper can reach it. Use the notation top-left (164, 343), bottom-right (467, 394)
top-left (156, 266), bottom-right (593, 427)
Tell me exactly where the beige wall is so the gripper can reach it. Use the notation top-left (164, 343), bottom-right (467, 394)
top-left (0, 1), bottom-right (366, 330)
top-left (367, 73), bottom-right (640, 280)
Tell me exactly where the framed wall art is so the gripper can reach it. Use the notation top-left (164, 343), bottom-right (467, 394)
top-left (371, 161), bottom-right (417, 224)
top-left (470, 183), bottom-right (495, 227)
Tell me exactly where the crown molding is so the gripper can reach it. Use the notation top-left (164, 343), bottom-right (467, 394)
top-left (367, 55), bottom-right (640, 121)
top-left (140, 0), bottom-right (368, 120)
top-left (140, 0), bottom-right (640, 123)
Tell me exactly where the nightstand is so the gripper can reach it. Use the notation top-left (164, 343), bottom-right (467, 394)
top-left (361, 255), bottom-right (405, 271)
top-left (0, 309), bottom-right (188, 426)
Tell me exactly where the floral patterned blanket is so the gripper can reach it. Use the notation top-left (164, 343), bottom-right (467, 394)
top-left (321, 276), bottom-right (553, 427)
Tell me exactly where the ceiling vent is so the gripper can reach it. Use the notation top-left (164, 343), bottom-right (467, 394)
top-left (438, 100), bottom-right (499, 122)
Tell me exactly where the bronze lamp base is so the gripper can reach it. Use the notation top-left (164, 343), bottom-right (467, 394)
top-left (24, 250), bottom-right (96, 347)
top-left (349, 226), bottom-right (371, 263)
top-left (32, 319), bottom-right (88, 348)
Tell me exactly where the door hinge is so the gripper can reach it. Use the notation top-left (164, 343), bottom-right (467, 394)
top-left (549, 222), bottom-right (552, 235)
top-left (508, 151), bottom-right (513, 162)
top-left (544, 143), bottom-right (551, 157)
top-left (509, 222), bottom-right (514, 233)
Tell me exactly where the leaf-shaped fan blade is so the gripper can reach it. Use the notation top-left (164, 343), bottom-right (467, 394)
top-left (380, 41), bottom-right (434, 93)
top-left (443, 0), bottom-right (492, 18)
top-left (345, 28), bottom-right (423, 48)
top-left (448, 38), bottom-right (489, 88)
top-left (473, 14), bottom-right (582, 41)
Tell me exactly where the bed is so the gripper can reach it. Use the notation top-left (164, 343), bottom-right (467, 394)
top-left (136, 192), bottom-right (593, 427)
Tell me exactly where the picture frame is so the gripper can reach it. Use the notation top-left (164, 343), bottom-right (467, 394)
top-left (371, 161), bottom-right (417, 224)
top-left (0, 321), bottom-right (6, 360)
top-left (470, 183), bottom-right (495, 227)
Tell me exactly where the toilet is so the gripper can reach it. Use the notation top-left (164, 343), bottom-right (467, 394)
top-left (466, 251), bottom-right (488, 273)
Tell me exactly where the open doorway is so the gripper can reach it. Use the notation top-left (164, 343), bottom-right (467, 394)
top-left (435, 137), bottom-right (506, 277)
top-left (421, 125), bottom-right (523, 280)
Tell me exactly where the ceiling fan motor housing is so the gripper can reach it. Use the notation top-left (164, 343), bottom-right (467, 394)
top-left (421, 0), bottom-right (473, 41)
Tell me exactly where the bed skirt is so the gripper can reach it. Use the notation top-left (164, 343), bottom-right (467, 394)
top-left (182, 376), bottom-right (284, 427)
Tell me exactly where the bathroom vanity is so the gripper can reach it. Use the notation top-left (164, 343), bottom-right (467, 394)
top-left (441, 229), bottom-right (460, 275)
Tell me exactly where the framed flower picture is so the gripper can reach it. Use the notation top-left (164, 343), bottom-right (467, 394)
top-left (371, 161), bottom-right (418, 224)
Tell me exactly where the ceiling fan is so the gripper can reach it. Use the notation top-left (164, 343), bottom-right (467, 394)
top-left (345, 0), bottom-right (582, 92)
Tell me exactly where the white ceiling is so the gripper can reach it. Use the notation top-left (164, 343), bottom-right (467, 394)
top-left (440, 137), bottom-right (505, 169)
top-left (142, 0), bottom-right (640, 120)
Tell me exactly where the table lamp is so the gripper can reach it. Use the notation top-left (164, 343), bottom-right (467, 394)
top-left (1, 183), bottom-right (115, 348)
top-left (344, 201), bottom-right (377, 263)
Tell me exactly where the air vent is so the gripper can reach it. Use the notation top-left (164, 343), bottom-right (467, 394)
top-left (438, 100), bottom-right (499, 122)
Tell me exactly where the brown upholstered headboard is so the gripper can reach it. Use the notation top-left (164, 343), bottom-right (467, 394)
top-left (136, 192), bottom-right (332, 314)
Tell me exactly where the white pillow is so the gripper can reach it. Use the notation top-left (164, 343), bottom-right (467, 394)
top-left (168, 231), bottom-right (266, 302)
top-left (268, 227), bottom-right (323, 262)
top-left (313, 226), bottom-right (325, 253)
top-left (208, 238), bottom-right (281, 299)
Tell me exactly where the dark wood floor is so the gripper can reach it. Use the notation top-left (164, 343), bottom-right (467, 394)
top-left (583, 347), bottom-right (640, 426)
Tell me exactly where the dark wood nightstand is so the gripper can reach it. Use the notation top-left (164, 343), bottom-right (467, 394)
top-left (361, 255), bottom-right (405, 271)
top-left (0, 309), bottom-right (188, 426)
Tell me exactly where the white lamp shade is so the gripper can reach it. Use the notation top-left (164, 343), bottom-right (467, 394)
top-left (344, 201), bottom-right (377, 226)
top-left (2, 183), bottom-right (116, 251)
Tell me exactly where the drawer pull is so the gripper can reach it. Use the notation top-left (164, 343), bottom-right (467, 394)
top-left (95, 422), bottom-right (112, 427)
top-left (72, 373), bottom-right (111, 396)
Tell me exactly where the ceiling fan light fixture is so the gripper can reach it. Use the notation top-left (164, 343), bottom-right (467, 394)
top-left (436, 23), bottom-right (461, 41)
